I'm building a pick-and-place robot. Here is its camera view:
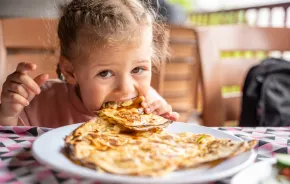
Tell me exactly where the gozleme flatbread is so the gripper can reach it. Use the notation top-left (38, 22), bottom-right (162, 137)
top-left (97, 96), bottom-right (172, 131)
top-left (64, 97), bottom-right (257, 177)
top-left (65, 121), bottom-right (199, 176)
top-left (86, 141), bottom-right (198, 176)
top-left (179, 139), bottom-right (257, 169)
top-left (64, 119), bottom-right (257, 176)
top-left (82, 139), bottom-right (256, 176)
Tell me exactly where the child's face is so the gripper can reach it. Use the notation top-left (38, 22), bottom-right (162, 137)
top-left (71, 26), bottom-right (153, 112)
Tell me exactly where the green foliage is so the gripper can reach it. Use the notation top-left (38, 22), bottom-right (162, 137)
top-left (167, 0), bottom-right (193, 11)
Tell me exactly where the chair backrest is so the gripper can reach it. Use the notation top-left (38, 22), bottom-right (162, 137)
top-left (196, 25), bottom-right (290, 126)
top-left (160, 25), bottom-right (201, 122)
top-left (0, 18), bottom-right (59, 91)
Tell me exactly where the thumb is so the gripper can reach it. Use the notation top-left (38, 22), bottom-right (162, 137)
top-left (34, 74), bottom-right (49, 86)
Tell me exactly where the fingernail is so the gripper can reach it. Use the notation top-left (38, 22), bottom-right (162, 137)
top-left (31, 64), bottom-right (37, 69)
top-left (143, 102), bottom-right (147, 107)
top-left (146, 108), bottom-right (151, 113)
top-left (26, 101), bottom-right (30, 106)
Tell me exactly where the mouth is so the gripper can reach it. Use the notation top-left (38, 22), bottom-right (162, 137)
top-left (93, 97), bottom-right (138, 113)
top-left (94, 96), bottom-right (144, 114)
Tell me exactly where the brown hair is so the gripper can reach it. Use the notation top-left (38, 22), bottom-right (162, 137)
top-left (57, 0), bottom-right (169, 79)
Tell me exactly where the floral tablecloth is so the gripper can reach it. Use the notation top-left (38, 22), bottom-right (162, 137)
top-left (0, 126), bottom-right (289, 184)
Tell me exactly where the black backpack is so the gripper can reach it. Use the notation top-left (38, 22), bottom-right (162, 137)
top-left (239, 58), bottom-right (290, 127)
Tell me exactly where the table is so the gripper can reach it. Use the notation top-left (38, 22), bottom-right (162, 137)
top-left (0, 126), bottom-right (289, 184)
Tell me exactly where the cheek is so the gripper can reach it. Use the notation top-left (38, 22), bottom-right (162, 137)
top-left (78, 81), bottom-right (110, 111)
top-left (137, 72), bottom-right (152, 96)
top-left (74, 69), bottom-right (109, 111)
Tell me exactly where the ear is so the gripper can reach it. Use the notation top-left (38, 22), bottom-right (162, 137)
top-left (59, 56), bottom-right (77, 85)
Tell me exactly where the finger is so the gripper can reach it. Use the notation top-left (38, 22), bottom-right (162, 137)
top-left (145, 100), bottom-right (162, 114)
top-left (34, 74), bottom-right (49, 86)
top-left (147, 101), bottom-right (172, 115)
top-left (142, 96), bottom-right (154, 108)
top-left (160, 112), bottom-right (170, 118)
top-left (141, 99), bottom-right (153, 109)
top-left (26, 74), bottom-right (49, 101)
top-left (160, 112), bottom-right (179, 120)
top-left (16, 62), bottom-right (37, 74)
top-left (9, 73), bottom-right (41, 94)
top-left (6, 82), bottom-right (29, 99)
top-left (141, 101), bottom-right (148, 108)
top-left (168, 112), bottom-right (180, 121)
top-left (1, 91), bottom-right (30, 107)
top-left (154, 103), bottom-right (172, 116)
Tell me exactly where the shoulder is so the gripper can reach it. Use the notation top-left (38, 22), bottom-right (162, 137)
top-left (40, 79), bottom-right (69, 93)
top-left (32, 79), bottom-right (73, 102)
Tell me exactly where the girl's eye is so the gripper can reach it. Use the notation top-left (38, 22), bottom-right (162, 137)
top-left (98, 70), bottom-right (113, 78)
top-left (132, 67), bottom-right (144, 74)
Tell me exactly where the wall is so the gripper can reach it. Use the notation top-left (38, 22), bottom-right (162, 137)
top-left (0, 0), bottom-right (68, 18)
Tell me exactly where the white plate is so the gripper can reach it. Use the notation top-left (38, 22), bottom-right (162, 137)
top-left (32, 122), bottom-right (256, 184)
top-left (231, 158), bottom-right (277, 184)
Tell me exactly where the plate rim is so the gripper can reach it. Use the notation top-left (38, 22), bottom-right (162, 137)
top-left (32, 122), bottom-right (256, 184)
top-left (231, 158), bottom-right (277, 184)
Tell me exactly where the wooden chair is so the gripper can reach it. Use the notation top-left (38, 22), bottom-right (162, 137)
top-left (160, 25), bottom-right (201, 122)
top-left (196, 25), bottom-right (290, 127)
top-left (0, 18), bottom-right (59, 92)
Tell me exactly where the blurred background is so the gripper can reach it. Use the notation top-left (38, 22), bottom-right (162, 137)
top-left (1, 0), bottom-right (290, 27)
top-left (1, 0), bottom-right (290, 127)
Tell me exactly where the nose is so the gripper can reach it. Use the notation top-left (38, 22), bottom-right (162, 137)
top-left (114, 75), bottom-right (136, 98)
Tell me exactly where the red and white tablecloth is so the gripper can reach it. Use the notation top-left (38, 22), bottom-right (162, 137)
top-left (0, 126), bottom-right (289, 184)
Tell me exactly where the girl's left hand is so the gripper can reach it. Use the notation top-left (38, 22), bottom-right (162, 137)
top-left (142, 87), bottom-right (179, 121)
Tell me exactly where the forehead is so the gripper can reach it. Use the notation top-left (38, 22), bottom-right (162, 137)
top-left (73, 25), bottom-right (153, 64)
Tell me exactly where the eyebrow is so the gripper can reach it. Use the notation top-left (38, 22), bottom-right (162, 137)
top-left (136, 60), bottom-right (150, 63)
top-left (92, 63), bottom-right (111, 67)
top-left (92, 59), bottom-right (149, 68)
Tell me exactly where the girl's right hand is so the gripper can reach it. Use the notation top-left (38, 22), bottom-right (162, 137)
top-left (0, 62), bottom-right (49, 119)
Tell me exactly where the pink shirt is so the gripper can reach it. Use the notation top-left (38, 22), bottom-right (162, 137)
top-left (18, 80), bottom-right (95, 128)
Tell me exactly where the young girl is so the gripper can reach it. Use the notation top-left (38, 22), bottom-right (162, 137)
top-left (0, 0), bottom-right (179, 128)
